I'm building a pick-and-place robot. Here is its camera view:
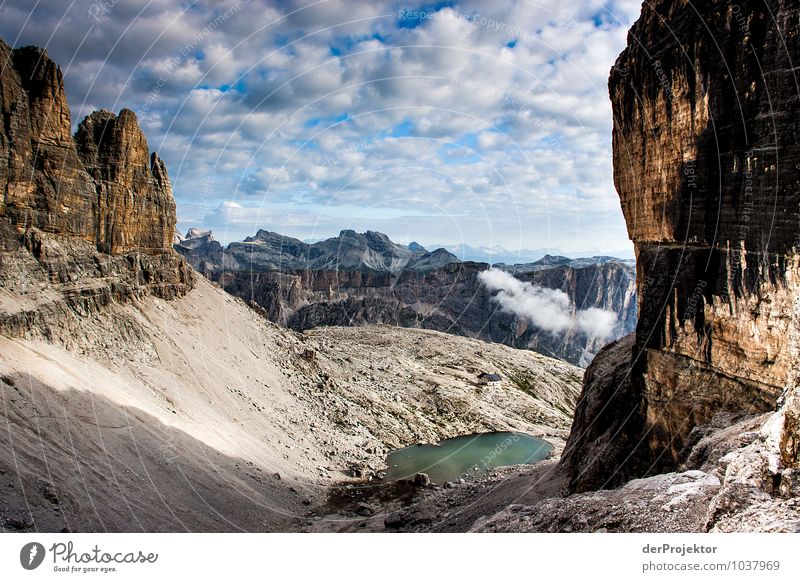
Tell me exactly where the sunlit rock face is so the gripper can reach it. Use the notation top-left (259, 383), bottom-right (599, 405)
top-left (75, 109), bottom-right (176, 254)
top-left (1, 39), bottom-right (177, 255)
top-left (561, 0), bottom-right (800, 491)
top-left (0, 38), bottom-right (193, 338)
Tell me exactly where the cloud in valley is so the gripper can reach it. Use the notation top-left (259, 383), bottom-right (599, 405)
top-left (479, 268), bottom-right (617, 338)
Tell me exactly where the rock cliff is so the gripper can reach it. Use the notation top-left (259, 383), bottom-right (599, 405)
top-left (1, 40), bottom-right (177, 254)
top-left (208, 260), bottom-right (636, 366)
top-left (561, 0), bottom-right (800, 491)
top-left (0, 38), bottom-right (192, 337)
top-left (0, 42), bottom-right (96, 238)
top-left (75, 109), bottom-right (176, 253)
top-left (177, 228), bottom-right (637, 366)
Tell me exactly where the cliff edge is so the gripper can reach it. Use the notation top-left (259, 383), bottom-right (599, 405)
top-left (0, 38), bottom-right (193, 339)
top-left (561, 0), bottom-right (800, 491)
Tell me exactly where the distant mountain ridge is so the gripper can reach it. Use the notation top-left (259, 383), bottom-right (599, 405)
top-left (175, 228), bottom-right (635, 274)
top-left (175, 228), bottom-right (637, 366)
top-left (437, 243), bottom-right (636, 265)
top-left (175, 228), bottom-right (460, 273)
top-left (495, 254), bottom-right (636, 274)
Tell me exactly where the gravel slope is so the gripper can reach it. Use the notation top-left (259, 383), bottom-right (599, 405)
top-left (0, 277), bottom-right (581, 532)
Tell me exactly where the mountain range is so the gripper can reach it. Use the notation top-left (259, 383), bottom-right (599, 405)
top-left (435, 242), bottom-right (636, 264)
top-left (175, 228), bottom-right (637, 365)
top-left (175, 228), bottom-right (460, 274)
top-left (3, 0), bottom-right (799, 537)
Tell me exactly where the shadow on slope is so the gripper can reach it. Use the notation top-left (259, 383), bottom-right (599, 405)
top-left (0, 375), bottom-right (310, 532)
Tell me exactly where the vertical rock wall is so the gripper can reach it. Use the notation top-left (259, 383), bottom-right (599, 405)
top-left (0, 42), bottom-right (97, 238)
top-left (1, 39), bottom-right (177, 255)
top-left (562, 0), bottom-right (800, 491)
top-left (0, 37), bottom-right (192, 333)
top-left (76, 109), bottom-right (176, 253)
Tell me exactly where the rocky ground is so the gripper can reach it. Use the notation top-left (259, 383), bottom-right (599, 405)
top-left (0, 276), bottom-right (582, 532)
top-left (2, 273), bottom-right (797, 533)
top-left (1, 238), bottom-right (796, 533)
top-left (391, 412), bottom-right (800, 533)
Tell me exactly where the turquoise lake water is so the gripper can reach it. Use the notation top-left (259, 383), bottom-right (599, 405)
top-left (384, 431), bottom-right (553, 483)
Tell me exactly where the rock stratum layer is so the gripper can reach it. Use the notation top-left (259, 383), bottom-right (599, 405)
top-left (562, 0), bottom-right (800, 491)
top-left (0, 38), bottom-right (192, 336)
top-left (213, 261), bottom-right (637, 367)
top-left (1, 40), bottom-right (176, 253)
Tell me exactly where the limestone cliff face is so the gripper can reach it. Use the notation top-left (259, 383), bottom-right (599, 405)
top-left (211, 261), bottom-right (637, 367)
top-left (0, 41), bottom-right (97, 238)
top-left (0, 38), bottom-right (192, 336)
top-left (561, 0), bottom-right (800, 491)
top-left (1, 38), bottom-right (177, 255)
top-left (76, 109), bottom-right (176, 253)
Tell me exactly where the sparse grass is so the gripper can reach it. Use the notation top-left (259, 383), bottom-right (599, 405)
top-left (509, 373), bottom-right (537, 398)
top-left (553, 400), bottom-right (575, 418)
top-left (510, 373), bottom-right (575, 418)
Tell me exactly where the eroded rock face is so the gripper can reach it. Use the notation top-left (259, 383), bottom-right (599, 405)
top-left (210, 260), bottom-right (637, 366)
top-left (1, 38), bottom-right (177, 255)
top-left (0, 41), bottom-right (97, 238)
top-left (76, 109), bottom-right (176, 253)
top-left (177, 226), bottom-right (637, 366)
top-left (562, 0), bottom-right (800, 491)
top-left (0, 38), bottom-right (192, 333)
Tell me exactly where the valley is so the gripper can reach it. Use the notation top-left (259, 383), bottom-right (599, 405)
top-left (175, 229), bottom-right (637, 366)
top-left (2, 0), bottom-right (800, 537)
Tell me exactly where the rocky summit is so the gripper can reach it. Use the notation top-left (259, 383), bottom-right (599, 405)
top-left (2, 0), bottom-right (800, 538)
top-left (175, 227), bottom-right (461, 273)
top-left (1, 40), bottom-right (177, 255)
top-left (0, 40), bottom-right (192, 339)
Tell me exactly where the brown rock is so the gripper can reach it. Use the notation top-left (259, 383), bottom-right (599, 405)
top-left (1, 37), bottom-right (178, 256)
top-left (562, 0), bottom-right (800, 491)
top-left (76, 109), bottom-right (176, 253)
top-left (0, 36), bottom-right (193, 334)
top-left (0, 40), bottom-right (97, 239)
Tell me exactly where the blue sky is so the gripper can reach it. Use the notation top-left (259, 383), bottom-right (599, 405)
top-left (0, 0), bottom-right (642, 254)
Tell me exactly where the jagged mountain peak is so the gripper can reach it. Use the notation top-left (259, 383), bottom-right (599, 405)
top-left (185, 227), bottom-right (213, 240)
top-left (177, 227), bottom-right (461, 273)
top-left (0, 37), bottom-right (180, 256)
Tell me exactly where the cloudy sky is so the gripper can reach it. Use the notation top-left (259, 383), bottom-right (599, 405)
top-left (0, 0), bottom-right (641, 254)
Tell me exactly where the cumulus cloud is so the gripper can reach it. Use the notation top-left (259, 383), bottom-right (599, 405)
top-left (0, 0), bottom-right (641, 252)
top-left (479, 268), bottom-right (617, 338)
top-left (576, 307), bottom-right (618, 339)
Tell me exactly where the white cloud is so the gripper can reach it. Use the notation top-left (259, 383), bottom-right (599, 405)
top-left (0, 0), bottom-right (640, 253)
top-left (576, 307), bottom-right (618, 339)
top-left (479, 268), bottom-right (618, 338)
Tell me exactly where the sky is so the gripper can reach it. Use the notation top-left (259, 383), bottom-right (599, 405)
top-left (0, 0), bottom-right (642, 254)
